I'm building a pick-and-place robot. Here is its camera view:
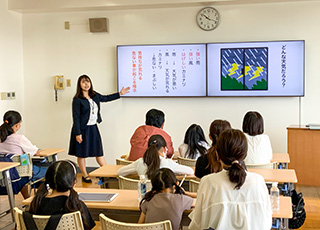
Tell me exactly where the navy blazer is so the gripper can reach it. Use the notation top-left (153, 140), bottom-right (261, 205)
top-left (72, 92), bottom-right (120, 135)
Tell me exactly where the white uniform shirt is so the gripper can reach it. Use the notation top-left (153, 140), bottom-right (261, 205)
top-left (178, 141), bottom-right (210, 159)
top-left (117, 156), bottom-right (194, 178)
top-left (0, 133), bottom-right (38, 156)
top-left (244, 133), bottom-right (273, 165)
top-left (189, 170), bottom-right (272, 230)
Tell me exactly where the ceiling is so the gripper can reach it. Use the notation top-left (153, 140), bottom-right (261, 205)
top-left (8, 0), bottom-right (319, 13)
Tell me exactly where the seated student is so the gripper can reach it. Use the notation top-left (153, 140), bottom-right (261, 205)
top-left (128, 109), bottom-right (174, 161)
top-left (189, 129), bottom-right (272, 230)
top-left (177, 124), bottom-right (210, 159)
top-left (118, 135), bottom-right (194, 179)
top-left (28, 160), bottom-right (95, 230)
top-left (195, 120), bottom-right (231, 178)
top-left (0, 110), bottom-right (47, 197)
top-left (242, 111), bottom-right (272, 165)
top-left (138, 168), bottom-right (195, 230)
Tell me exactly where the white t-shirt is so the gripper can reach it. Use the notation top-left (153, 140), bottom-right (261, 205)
top-left (244, 133), bottom-right (273, 165)
top-left (189, 170), bottom-right (272, 230)
top-left (0, 133), bottom-right (38, 156)
top-left (117, 156), bottom-right (194, 178)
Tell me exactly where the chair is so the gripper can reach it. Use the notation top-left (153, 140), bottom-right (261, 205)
top-left (246, 162), bottom-right (278, 169)
top-left (99, 213), bottom-right (172, 230)
top-left (189, 179), bottom-right (200, 192)
top-left (177, 156), bottom-right (197, 167)
top-left (116, 158), bottom-right (133, 165)
top-left (118, 176), bottom-right (152, 191)
top-left (14, 207), bottom-right (84, 230)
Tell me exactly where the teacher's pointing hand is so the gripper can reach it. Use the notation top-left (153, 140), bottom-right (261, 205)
top-left (120, 87), bottom-right (130, 96)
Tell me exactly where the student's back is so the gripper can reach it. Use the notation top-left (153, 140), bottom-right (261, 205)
top-left (139, 168), bottom-right (194, 230)
top-left (189, 129), bottom-right (272, 230)
top-left (242, 111), bottom-right (272, 164)
top-left (128, 109), bottom-right (174, 161)
top-left (28, 161), bottom-right (95, 230)
top-left (190, 170), bottom-right (271, 230)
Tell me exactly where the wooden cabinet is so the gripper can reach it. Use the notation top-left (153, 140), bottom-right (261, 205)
top-left (287, 125), bottom-right (320, 186)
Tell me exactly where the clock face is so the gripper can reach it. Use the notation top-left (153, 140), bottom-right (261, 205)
top-left (196, 7), bottom-right (220, 31)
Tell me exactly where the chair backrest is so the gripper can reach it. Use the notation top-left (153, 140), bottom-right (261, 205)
top-left (14, 207), bottom-right (84, 230)
top-left (189, 179), bottom-right (200, 192)
top-left (11, 154), bottom-right (33, 177)
top-left (116, 158), bottom-right (133, 165)
top-left (246, 162), bottom-right (278, 169)
top-left (177, 156), bottom-right (197, 167)
top-left (99, 213), bottom-right (172, 230)
top-left (118, 176), bottom-right (152, 191)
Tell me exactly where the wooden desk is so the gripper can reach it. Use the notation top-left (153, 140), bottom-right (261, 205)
top-left (287, 125), bottom-right (320, 186)
top-left (90, 165), bottom-right (297, 183)
top-left (272, 153), bottom-right (290, 164)
top-left (39, 148), bottom-right (65, 162)
top-left (23, 188), bottom-right (292, 229)
top-left (0, 162), bottom-right (20, 230)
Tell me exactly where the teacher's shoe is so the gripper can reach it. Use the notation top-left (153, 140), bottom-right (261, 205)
top-left (82, 176), bottom-right (92, 183)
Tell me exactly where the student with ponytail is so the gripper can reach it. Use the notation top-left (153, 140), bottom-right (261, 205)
top-left (117, 135), bottom-right (193, 179)
top-left (28, 160), bottom-right (95, 230)
top-left (138, 168), bottom-right (195, 230)
top-left (0, 110), bottom-right (47, 198)
top-left (189, 129), bottom-right (272, 230)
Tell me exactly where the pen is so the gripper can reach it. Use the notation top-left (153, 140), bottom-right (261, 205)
top-left (180, 174), bottom-right (187, 187)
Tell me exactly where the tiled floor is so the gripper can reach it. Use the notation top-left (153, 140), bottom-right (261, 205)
top-left (0, 176), bottom-right (319, 229)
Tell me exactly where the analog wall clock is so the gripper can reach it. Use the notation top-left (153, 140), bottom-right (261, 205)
top-left (196, 7), bottom-right (220, 31)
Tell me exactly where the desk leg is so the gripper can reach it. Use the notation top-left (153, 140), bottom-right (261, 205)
top-left (3, 170), bottom-right (15, 223)
top-left (47, 154), bottom-right (58, 163)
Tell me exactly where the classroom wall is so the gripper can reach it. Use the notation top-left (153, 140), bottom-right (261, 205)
top-left (0, 0), bottom-right (24, 131)
top-left (20, 1), bottom-right (319, 166)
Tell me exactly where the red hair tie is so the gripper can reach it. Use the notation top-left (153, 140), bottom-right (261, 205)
top-left (4, 120), bottom-right (8, 124)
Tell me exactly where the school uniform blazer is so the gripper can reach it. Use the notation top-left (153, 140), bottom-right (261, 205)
top-left (72, 92), bottom-right (120, 135)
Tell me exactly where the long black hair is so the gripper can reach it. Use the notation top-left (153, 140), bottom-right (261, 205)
top-left (74, 74), bottom-right (96, 99)
top-left (0, 110), bottom-right (21, 142)
top-left (216, 129), bottom-right (248, 190)
top-left (143, 135), bottom-right (167, 179)
top-left (28, 161), bottom-right (89, 228)
top-left (183, 124), bottom-right (208, 159)
top-left (140, 168), bottom-right (185, 208)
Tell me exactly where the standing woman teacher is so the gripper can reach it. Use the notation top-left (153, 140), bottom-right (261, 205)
top-left (68, 74), bottom-right (129, 183)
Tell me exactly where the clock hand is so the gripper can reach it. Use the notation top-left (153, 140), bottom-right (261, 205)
top-left (201, 13), bottom-right (216, 21)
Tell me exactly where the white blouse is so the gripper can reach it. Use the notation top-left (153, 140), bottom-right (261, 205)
top-left (87, 99), bottom-right (98, 126)
top-left (189, 170), bottom-right (272, 230)
top-left (244, 133), bottom-right (273, 165)
top-left (117, 157), bottom-right (194, 178)
top-left (0, 133), bottom-right (38, 156)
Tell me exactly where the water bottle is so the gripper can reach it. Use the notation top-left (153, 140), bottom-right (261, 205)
top-left (138, 175), bottom-right (147, 201)
top-left (270, 182), bottom-right (279, 211)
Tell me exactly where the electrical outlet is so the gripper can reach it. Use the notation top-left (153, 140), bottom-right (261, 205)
top-left (1, 92), bottom-right (6, 100)
top-left (11, 92), bottom-right (15, 99)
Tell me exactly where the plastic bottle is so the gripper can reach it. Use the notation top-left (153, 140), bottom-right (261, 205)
top-left (138, 175), bottom-right (147, 201)
top-left (270, 182), bottom-right (279, 211)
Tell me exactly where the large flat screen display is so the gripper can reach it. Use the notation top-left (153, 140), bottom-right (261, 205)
top-left (207, 40), bottom-right (305, 96)
top-left (117, 44), bottom-right (207, 97)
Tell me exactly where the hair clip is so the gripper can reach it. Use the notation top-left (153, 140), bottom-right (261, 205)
top-left (46, 183), bottom-right (52, 195)
top-left (4, 120), bottom-right (8, 124)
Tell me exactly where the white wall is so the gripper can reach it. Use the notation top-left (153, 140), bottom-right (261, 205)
top-left (0, 0), bottom-right (24, 129)
top-left (21, 1), bottom-right (318, 166)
